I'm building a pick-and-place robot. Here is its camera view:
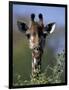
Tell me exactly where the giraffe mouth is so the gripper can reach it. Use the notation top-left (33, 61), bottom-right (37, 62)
top-left (32, 47), bottom-right (43, 59)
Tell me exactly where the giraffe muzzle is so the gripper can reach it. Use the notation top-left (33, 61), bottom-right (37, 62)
top-left (32, 46), bottom-right (43, 59)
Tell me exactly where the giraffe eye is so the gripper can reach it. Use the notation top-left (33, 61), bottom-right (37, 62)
top-left (26, 33), bottom-right (30, 39)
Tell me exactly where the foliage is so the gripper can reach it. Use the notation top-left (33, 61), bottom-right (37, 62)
top-left (13, 50), bottom-right (65, 86)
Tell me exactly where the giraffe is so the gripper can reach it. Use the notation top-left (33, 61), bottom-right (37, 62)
top-left (17, 13), bottom-right (56, 77)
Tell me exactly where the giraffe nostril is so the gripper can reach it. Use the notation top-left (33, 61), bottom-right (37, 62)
top-left (37, 48), bottom-right (39, 51)
top-left (36, 46), bottom-right (40, 51)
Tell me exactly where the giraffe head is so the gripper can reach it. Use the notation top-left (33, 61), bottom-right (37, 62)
top-left (17, 13), bottom-right (56, 52)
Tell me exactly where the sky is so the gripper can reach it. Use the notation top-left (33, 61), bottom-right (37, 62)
top-left (13, 4), bottom-right (65, 26)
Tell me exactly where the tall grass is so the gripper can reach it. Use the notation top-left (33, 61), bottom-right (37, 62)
top-left (13, 50), bottom-right (65, 86)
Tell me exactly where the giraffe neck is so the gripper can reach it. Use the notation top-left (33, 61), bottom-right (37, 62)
top-left (32, 49), bottom-right (43, 77)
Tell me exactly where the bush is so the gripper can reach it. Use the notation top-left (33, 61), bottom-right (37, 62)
top-left (13, 50), bottom-right (65, 86)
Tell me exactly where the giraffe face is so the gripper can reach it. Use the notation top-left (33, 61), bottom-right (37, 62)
top-left (17, 13), bottom-right (56, 51)
top-left (26, 23), bottom-right (46, 50)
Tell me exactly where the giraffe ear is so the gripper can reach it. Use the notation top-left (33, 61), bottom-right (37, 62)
top-left (17, 21), bottom-right (28, 32)
top-left (45, 22), bottom-right (56, 34)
